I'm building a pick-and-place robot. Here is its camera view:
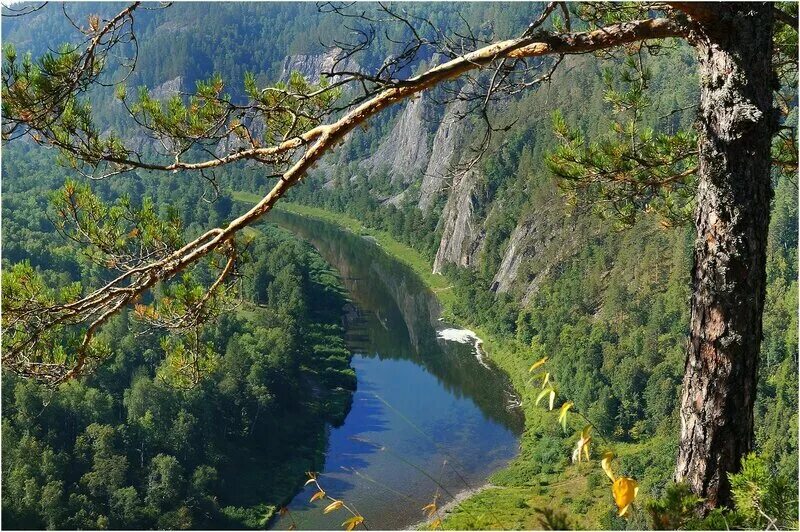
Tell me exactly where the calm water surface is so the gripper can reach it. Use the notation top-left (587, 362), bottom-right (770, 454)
top-left (268, 210), bottom-right (522, 530)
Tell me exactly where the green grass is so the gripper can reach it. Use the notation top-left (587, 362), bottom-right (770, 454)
top-left (230, 190), bottom-right (266, 204)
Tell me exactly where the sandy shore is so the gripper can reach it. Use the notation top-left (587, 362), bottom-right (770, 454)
top-left (408, 483), bottom-right (496, 530)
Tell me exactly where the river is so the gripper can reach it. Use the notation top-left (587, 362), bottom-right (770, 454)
top-left (268, 209), bottom-right (523, 530)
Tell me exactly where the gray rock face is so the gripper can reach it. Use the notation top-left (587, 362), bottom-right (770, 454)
top-left (280, 48), bottom-right (355, 84)
top-left (149, 76), bottom-right (184, 100)
top-left (433, 168), bottom-right (485, 273)
top-left (491, 197), bottom-right (583, 304)
top-left (491, 218), bottom-right (536, 294)
top-left (366, 95), bottom-right (436, 184)
top-left (127, 77), bottom-right (184, 153)
top-left (418, 97), bottom-right (468, 212)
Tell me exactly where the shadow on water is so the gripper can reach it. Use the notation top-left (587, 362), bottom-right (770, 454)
top-left (266, 209), bottom-right (523, 530)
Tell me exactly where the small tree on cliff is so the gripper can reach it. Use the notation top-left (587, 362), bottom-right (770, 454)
top-left (2, 1), bottom-right (797, 510)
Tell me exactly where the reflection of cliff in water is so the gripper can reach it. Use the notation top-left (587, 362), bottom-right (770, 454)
top-left (265, 209), bottom-right (524, 434)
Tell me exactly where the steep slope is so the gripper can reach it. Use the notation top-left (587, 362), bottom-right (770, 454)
top-left (433, 168), bottom-right (485, 272)
top-left (365, 94), bottom-right (437, 184)
top-left (419, 95), bottom-right (469, 212)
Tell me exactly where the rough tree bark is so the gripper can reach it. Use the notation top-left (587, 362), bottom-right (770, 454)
top-left (675, 4), bottom-right (775, 510)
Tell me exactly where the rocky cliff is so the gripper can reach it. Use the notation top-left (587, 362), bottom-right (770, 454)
top-left (418, 96), bottom-right (469, 212)
top-left (287, 52), bottom-right (680, 298)
top-left (491, 197), bottom-right (583, 303)
top-left (365, 94), bottom-right (437, 185)
top-left (280, 48), bottom-right (356, 84)
top-left (432, 168), bottom-right (485, 273)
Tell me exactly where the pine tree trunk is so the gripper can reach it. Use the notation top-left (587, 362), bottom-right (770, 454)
top-left (675, 5), bottom-right (775, 510)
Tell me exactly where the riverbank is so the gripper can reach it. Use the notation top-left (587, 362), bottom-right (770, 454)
top-left (231, 192), bottom-right (456, 309)
top-left (231, 195), bottom-right (617, 529)
top-left (260, 203), bottom-right (522, 530)
top-left (409, 483), bottom-right (496, 530)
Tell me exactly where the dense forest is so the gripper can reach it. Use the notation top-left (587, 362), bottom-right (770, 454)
top-left (1, 2), bottom-right (798, 530)
top-left (271, 3), bottom-right (798, 526)
top-left (2, 145), bottom-right (356, 528)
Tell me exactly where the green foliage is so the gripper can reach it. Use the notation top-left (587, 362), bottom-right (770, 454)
top-left (648, 455), bottom-right (799, 531)
top-left (535, 507), bottom-right (573, 530)
top-left (242, 70), bottom-right (341, 138)
top-left (548, 57), bottom-right (697, 229)
top-left (1, 261), bottom-right (103, 370)
top-left (129, 74), bottom-right (230, 141)
top-left (1, 148), bottom-right (356, 528)
top-left (575, 2), bottom-right (671, 28)
top-left (2, 42), bottom-right (129, 164)
top-left (729, 453), bottom-right (798, 529)
top-left (50, 179), bottom-right (184, 269)
top-left (646, 483), bottom-right (704, 530)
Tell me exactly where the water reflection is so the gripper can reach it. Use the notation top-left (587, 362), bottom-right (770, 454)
top-left (269, 209), bottom-right (523, 432)
top-left (267, 209), bottom-right (522, 530)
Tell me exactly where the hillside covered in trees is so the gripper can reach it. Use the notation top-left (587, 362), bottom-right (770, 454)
top-left (2, 144), bottom-right (356, 528)
top-left (2, 2), bottom-right (798, 530)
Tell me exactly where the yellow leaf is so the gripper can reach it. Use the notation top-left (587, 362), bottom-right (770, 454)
top-left (601, 452), bottom-right (615, 481)
top-left (422, 502), bottom-right (437, 517)
top-left (342, 515), bottom-right (364, 531)
top-left (324, 500), bottom-right (344, 514)
top-left (528, 356), bottom-right (548, 372)
top-left (572, 426), bottom-right (592, 463)
top-left (541, 372), bottom-right (551, 389)
top-left (612, 477), bottom-right (639, 517)
top-left (535, 387), bottom-right (551, 406)
top-left (580, 426), bottom-right (592, 461)
top-left (558, 401), bottom-right (573, 431)
top-left (431, 518), bottom-right (443, 529)
top-left (548, 389), bottom-right (556, 411)
top-left (310, 490), bottom-right (326, 503)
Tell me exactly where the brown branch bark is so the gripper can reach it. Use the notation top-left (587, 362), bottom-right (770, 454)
top-left (97, 17), bottom-right (686, 173)
top-left (6, 16), bottom-right (687, 382)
